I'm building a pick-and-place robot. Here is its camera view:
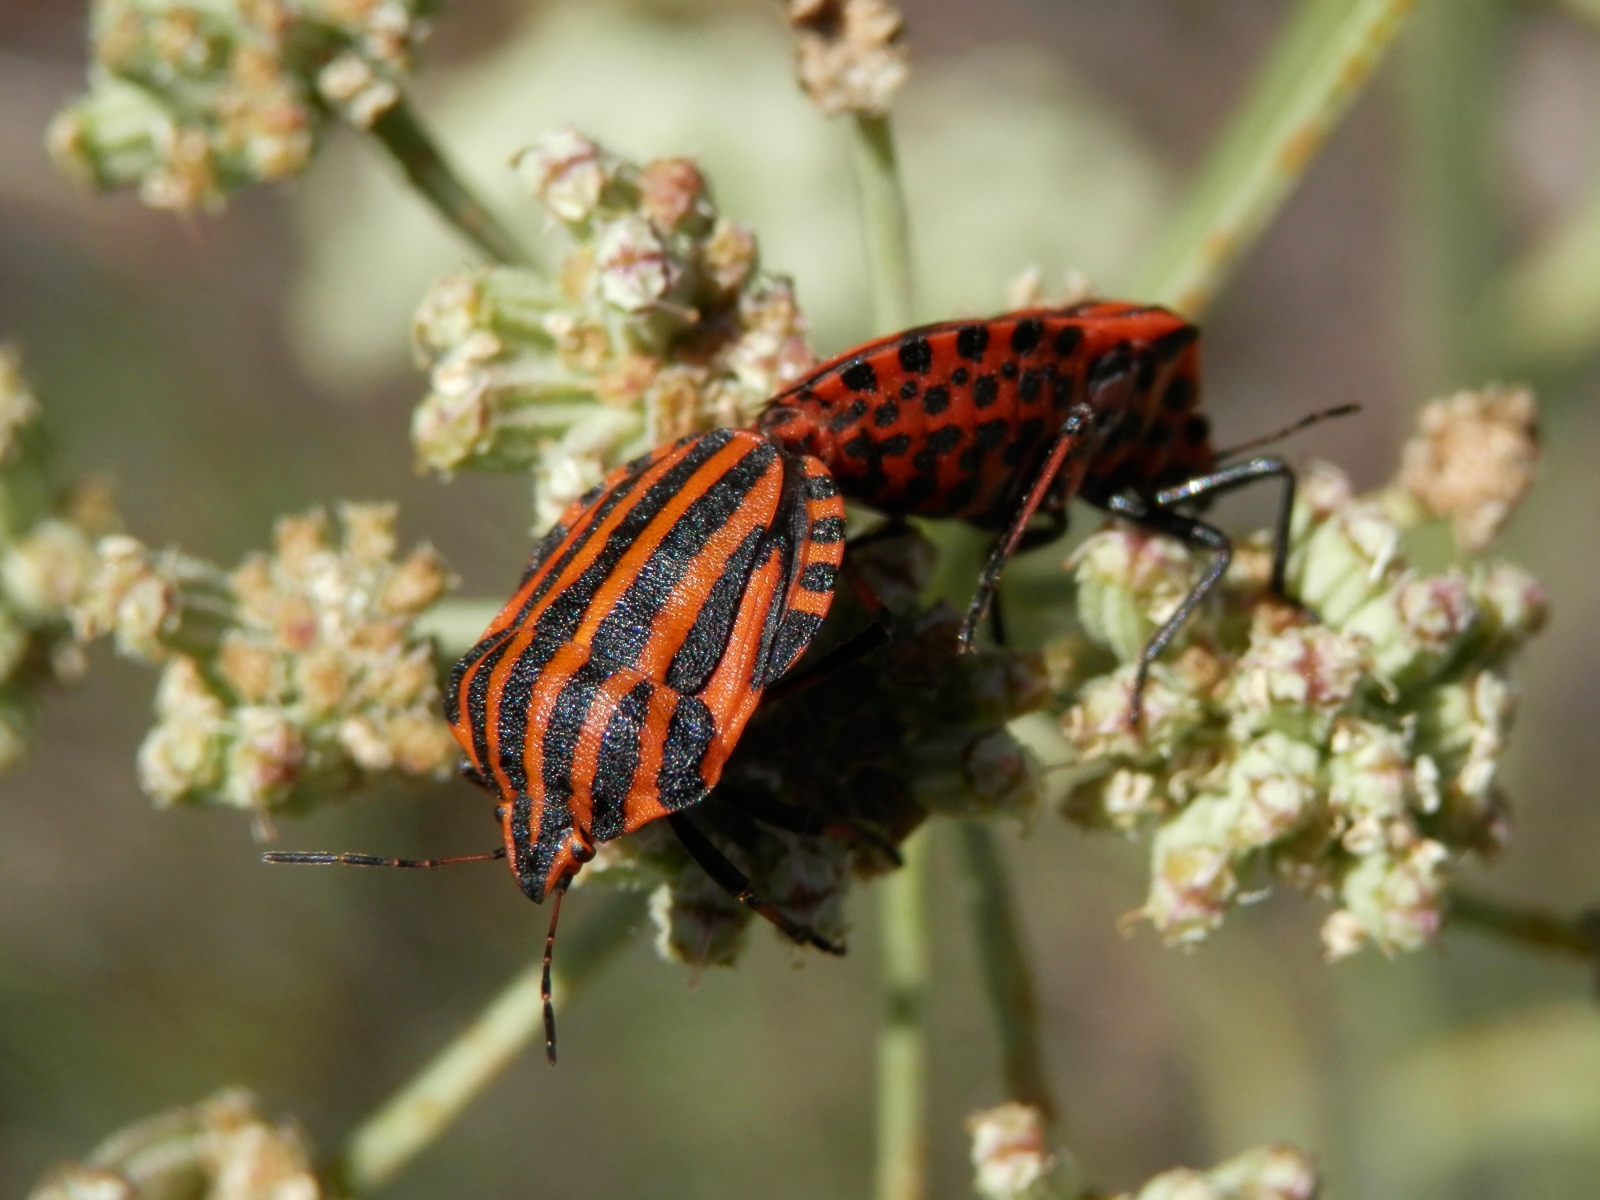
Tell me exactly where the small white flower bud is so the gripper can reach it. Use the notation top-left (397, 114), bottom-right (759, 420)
top-left (966, 1103), bottom-right (1059, 1200)
top-left (1070, 527), bottom-right (1196, 664)
top-left (514, 127), bottom-right (618, 224)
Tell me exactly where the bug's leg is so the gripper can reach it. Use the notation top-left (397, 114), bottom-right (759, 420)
top-left (988, 501), bottom-right (1069, 645)
top-left (667, 811), bottom-right (846, 955)
top-left (1103, 493), bottom-right (1232, 727)
top-left (959, 405), bottom-right (1099, 651)
top-left (1149, 455), bottom-right (1295, 598)
top-left (714, 784), bottom-right (904, 868)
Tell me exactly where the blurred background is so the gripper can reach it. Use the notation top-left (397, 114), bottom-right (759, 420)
top-left (2, 0), bottom-right (1599, 1196)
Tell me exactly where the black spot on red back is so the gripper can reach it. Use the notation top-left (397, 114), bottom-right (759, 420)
top-left (841, 360), bottom-right (878, 393)
top-left (1010, 318), bottom-right (1044, 356)
top-left (956, 325), bottom-right (989, 361)
top-left (898, 336), bottom-right (933, 374)
top-left (1051, 325), bottom-right (1084, 357)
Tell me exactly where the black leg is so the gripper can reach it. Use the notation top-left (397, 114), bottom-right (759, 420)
top-left (958, 404), bottom-right (1099, 651)
top-left (1148, 454), bottom-right (1295, 598)
top-left (1104, 493), bottom-right (1232, 727)
top-left (668, 812), bottom-right (846, 955)
top-left (988, 587), bottom-right (1009, 646)
top-left (715, 784), bottom-right (904, 867)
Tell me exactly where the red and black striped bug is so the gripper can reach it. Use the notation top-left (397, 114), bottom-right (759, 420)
top-left (758, 300), bottom-right (1343, 720)
top-left (268, 427), bottom-right (860, 1061)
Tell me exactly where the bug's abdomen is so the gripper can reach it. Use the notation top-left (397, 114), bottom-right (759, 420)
top-left (758, 302), bottom-right (1214, 522)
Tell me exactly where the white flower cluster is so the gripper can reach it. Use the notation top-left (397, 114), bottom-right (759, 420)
top-left (0, 350), bottom-right (120, 772)
top-left (1053, 391), bottom-right (1546, 958)
top-left (411, 128), bottom-right (815, 530)
top-left (28, 1089), bottom-right (322, 1200)
top-left (1111, 1144), bottom-right (1319, 1200)
top-left (785, 0), bottom-right (909, 118)
top-left (49, 0), bottom-right (430, 211)
top-left (84, 504), bottom-right (459, 825)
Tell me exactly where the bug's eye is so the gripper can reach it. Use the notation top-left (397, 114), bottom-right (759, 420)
top-left (494, 804), bottom-right (509, 824)
top-left (460, 759), bottom-right (490, 789)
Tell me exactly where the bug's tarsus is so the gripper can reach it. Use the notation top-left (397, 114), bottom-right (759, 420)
top-left (1213, 403), bottom-right (1361, 463)
top-left (261, 848), bottom-right (507, 868)
top-left (959, 404), bottom-right (1100, 652)
top-left (542, 882), bottom-right (567, 1066)
top-left (667, 812), bottom-right (846, 956)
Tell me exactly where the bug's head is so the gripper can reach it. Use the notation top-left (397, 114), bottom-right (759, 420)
top-left (494, 794), bottom-right (593, 904)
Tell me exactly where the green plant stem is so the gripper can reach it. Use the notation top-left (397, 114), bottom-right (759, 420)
top-left (1400, 0), bottom-right (1506, 392)
top-left (958, 822), bottom-right (1083, 1200)
top-left (334, 889), bottom-right (642, 1194)
top-left (367, 98), bottom-right (532, 267)
top-left (1450, 890), bottom-right (1600, 961)
top-left (1133, 0), bottom-right (1420, 317)
top-left (956, 822), bottom-right (1056, 1120)
top-left (848, 113), bottom-right (915, 333)
top-left (876, 827), bottom-right (931, 1200)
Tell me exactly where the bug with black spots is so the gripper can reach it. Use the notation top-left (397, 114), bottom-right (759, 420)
top-left (267, 427), bottom-right (866, 1062)
top-left (759, 300), bottom-right (1349, 720)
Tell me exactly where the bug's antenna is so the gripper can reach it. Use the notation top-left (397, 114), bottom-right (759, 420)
top-left (262, 848), bottom-right (507, 868)
top-left (542, 882), bottom-right (569, 1066)
top-left (1214, 404), bottom-right (1361, 461)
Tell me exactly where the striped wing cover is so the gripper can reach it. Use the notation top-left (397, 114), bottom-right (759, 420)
top-left (445, 429), bottom-right (846, 902)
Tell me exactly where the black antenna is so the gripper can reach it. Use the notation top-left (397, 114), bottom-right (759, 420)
top-left (541, 882), bottom-right (569, 1066)
top-left (1214, 403), bottom-right (1361, 462)
top-left (262, 847), bottom-right (507, 868)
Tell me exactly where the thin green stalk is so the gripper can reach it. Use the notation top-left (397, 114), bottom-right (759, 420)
top-left (958, 822), bottom-right (1082, 1200)
top-left (848, 113), bottom-right (915, 333)
top-left (368, 98), bottom-right (533, 267)
top-left (1400, 0), bottom-right (1506, 392)
top-left (334, 890), bottom-right (642, 1194)
top-left (956, 822), bottom-right (1056, 1121)
top-left (876, 827), bottom-right (931, 1200)
top-left (1450, 890), bottom-right (1599, 961)
top-left (1133, 0), bottom-right (1420, 318)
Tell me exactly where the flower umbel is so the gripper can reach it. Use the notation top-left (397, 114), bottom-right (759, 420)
top-left (411, 128), bottom-right (814, 529)
top-left (1111, 1143), bottom-right (1320, 1200)
top-left (28, 1089), bottom-right (323, 1200)
top-left (0, 349), bottom-right (121, 773)
top-left (1053, 388), bottom-right (1548, 957)
top-left (49, 0), bottom-right (431, 211)
top-left (75, 503), bottom-right (458, 824)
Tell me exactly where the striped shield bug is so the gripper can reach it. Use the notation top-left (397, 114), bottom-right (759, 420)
top-left (758, 300), bottom-right (1353, 720)
top-left (268, 427), bottom-right (856, 1061)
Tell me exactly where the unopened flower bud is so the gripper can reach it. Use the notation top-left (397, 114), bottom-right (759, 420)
top-left (1342, 570), bottom-right (1476, 690)
top-left (1291, 498), bottom-right (1401, 625)
top-left (1070, 526), bottom-right (1197, 664)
